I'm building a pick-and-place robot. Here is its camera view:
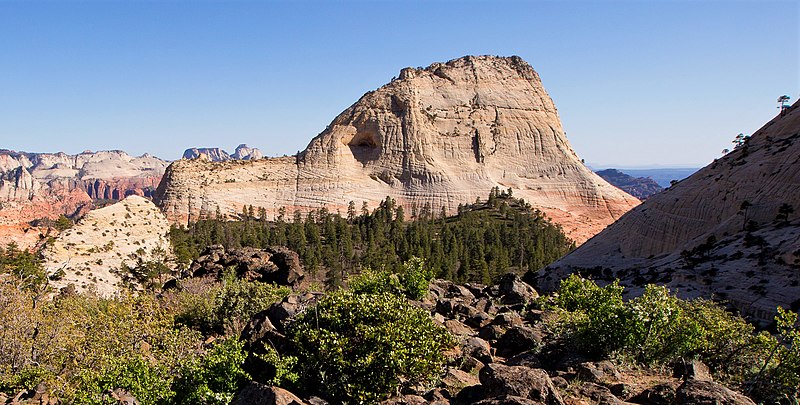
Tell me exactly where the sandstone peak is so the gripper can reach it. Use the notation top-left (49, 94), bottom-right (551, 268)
top-left (157, 55), bottom-right (639, 243)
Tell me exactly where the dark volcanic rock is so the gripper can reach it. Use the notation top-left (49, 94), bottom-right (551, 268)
top-left (498, 273), bottom-right (539, 304)
top-left (479, 363), bottom-right (564, 404)
top-left (628, 383), bottom-right (677, 405)
top-left (230, 382), bottom-right (307, 405)
top-left (475, 395), bottom-right (547, 404)
top-left (495, 326), bottom-right (543, 358)
top-left (189, 245), bottom-right (304, 287)
top-left (675, 380), bottom-right (756, 405)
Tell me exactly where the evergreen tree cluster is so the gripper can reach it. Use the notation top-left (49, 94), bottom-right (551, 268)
top-left (170, 188), bottom-right (575, 287)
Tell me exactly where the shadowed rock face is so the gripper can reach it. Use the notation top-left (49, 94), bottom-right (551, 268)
top-left (156, 55), bottom-right (639, 244)
top-left (537, 101), bottom-right (800, 325)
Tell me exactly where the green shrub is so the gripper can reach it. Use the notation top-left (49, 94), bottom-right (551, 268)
top-left (349, 257), bottom-right (434, 300)
top-left (212, 270), bottom-right (290, 334)
top-left (348, 267), bottom-right (402, 296)
top-left (173, 270), bottom-right (290, 335)
top-left (73, 356), bottom-right (174, 405)
top-left (0, 243), bottom-right (46, 291)
top-left (552, 274), bottom-right (630, 356)
top-left (398, 257), bottom-right (435, 300)
top-left (548, 276), bottom-right (800, 403)
top-left (748, 307), bottom-right (800, 402)
top-left (172, 337), bottom-right (251, 405)
top-left (286, 291), bottom-right (455, 403)
top-left (254, 344), bottom-right (299, 388)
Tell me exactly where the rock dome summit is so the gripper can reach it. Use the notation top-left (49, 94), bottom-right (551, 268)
top-left (155, 56), bottom-right (640, 243)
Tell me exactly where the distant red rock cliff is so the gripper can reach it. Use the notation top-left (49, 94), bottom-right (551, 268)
top-left (0, 149), bottom-right (168, 249)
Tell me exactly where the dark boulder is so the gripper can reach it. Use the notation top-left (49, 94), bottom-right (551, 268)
top-left (628, 383), bottom-right (677, 405)
top-left (576, 361), bottom-right (621, 384)
top-left (229, 382), bottom-right (307, 405)
top-left (475, 395), bottom-right (547, 404)
top-left (495, 326), bottom-right (543, 358)
top-left (479, 363), bottom-right (564, 405)
top-left (498, 273), bottom-right (539, 304)
top-left (675, 380), bottom-right (756, 405)
top-left (189, 245), bottom-right (304, 287)
top-left (672, 358), bottom-right (713, 381)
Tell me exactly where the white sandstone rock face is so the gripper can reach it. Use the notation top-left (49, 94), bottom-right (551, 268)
top-left (43, 195), bottom-right (172, 297)
top-left (540, 100), bottom-right (800, 325)
top-left (156, 56), bottom-right (640, 244)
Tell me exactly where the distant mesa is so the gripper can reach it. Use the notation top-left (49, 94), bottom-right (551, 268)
top-left (595, 169), bottom-right (663, 200)
top-left (182, 144), bottom-right (263, 162)
top-left (536, 99), bottom-right (800, 325)
top-left (156, 55), bottom-right (640, 244)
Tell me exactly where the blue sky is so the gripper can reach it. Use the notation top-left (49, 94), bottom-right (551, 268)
top-left (0, 1), bottom-right (797, 167)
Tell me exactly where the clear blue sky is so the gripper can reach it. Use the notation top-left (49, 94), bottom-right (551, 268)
top-left (0, 1), bottom-right (797, 167)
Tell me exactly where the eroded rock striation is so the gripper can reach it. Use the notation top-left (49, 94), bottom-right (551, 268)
top-left (536, 101), bottom-right (800, 324)
top-left (156, 56), bottom-right (639, 243)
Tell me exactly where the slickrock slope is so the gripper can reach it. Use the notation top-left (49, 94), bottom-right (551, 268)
top-left (0, 150), bottom-right (167, 249)
top-left (535, 101), bottom-right (800, 324)
top-left (42, 195), bottom-right (172, 296)
top-left (157, 56), bottom-right (639, 243)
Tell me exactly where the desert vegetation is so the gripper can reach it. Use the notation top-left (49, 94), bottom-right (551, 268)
top-left (1, 189), bottom-right (798, 403)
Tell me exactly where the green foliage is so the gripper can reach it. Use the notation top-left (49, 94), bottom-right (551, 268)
top-left (212, 270), bottom-right (291, 334)
top-left (748, 307), bottom-right (800, 401)
top-left (169, 190), bottom-right (574, 287)
top-left (286, 291), bottom-right (456, 403)
top-left (0, 243), bottom-right (46, 290)
top-left (348, 267), bottom-right (402, 296)
top-left (547, 276), bottom-right (800, 403)
top-left (254, 344), bottom-right (299, 388)
top-left (73, 356), bottom-right (174, 405)
top-left (349, 257), bottom-right (436, 301)
top-left (172, 337), bottom-right (251, 405)
top-left (173, 270), bottom-right (290, 335)
top-left (398, 257), bottom-right (435, 300)
top-left (551, 275), bottom-right (629, 356)
top-left (0, 283), bottom-right (202, 403)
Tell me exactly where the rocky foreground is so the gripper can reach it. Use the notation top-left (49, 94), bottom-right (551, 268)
top-left (156, 56), bottom-right (639, 244)
top-left (230, 275), bottom-right (757, 405)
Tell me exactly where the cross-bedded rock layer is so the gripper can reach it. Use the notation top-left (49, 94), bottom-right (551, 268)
top-left (156, 56), bottom-right (639, 244)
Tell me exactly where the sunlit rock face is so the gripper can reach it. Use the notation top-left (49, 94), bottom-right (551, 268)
top-left (538, 101), bottom-right (800, 325)
top-left (156, 55), bottom-right (639, 244)
top-left (43, 195), bottom-right (172, 297)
